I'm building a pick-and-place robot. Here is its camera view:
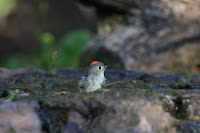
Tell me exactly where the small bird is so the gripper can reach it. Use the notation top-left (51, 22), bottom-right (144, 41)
top-left (78, 61), bottom-right (109, 92)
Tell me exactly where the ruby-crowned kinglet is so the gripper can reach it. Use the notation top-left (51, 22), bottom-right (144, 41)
top-left (78, 61), bottom-right (109, 92)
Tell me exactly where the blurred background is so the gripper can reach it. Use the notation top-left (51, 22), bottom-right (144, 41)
top-left (0, 0), bottom-right (200, 74)
top-left (0, 0), bottom-right (95, 72)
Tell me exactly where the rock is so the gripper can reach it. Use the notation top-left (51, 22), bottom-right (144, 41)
top-left (177, 120), bottom-right (200, 133)
top-left (0, 67), bottom-right (200, 132)
top-left (8, 90), bottom-right (29, 97)
top-left (0, 102), bottom-right (41, 133)
top-left (78, 0), bottom-right (200, 74)
top-left (87, 97), bottom-right (175, 133)
top-left (77, 0), bottom-right (200, 19)
top-left (61, 122), bottom-right (83, 133)
top-left (39, 93), bottom-right (176, 133)
top-left (79, 23), bottom-right (200, 73)
top-left (0, 67), bottom-right (39, 79)
top-left (187, 95), bottom-right (200, 121)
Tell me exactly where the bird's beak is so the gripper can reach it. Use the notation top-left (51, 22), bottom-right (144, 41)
top-left (105, 65), bottom-right (109, 68)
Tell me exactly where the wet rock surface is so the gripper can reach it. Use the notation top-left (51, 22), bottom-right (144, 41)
top-left (0, 67), bottom-right (200, 133)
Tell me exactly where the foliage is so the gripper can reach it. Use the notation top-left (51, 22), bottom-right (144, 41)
top-left (4, 56), bottom-right (27, 69)
top-left (55, 30), bottom-right (91, 69)
top-left (34, 32), bottom-right (55, 71)
top-left (3, 30), bottom-right (92, 71)
top-left (0, 0), bottom-right (15, 17)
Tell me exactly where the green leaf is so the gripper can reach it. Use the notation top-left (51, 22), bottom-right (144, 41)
top-left (7, 89), bottom-right (19, 102)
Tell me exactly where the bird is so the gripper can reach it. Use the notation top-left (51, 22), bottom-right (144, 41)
top-left (78, 61), bottom-right (109, 92)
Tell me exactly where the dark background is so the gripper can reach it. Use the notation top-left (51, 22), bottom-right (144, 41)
top-left (0, 0), bottom-right (96, 71)
top-left (0, 0), bottom-right (200, 74)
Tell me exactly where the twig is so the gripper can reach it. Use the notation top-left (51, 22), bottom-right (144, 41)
top-left (105, 81), bottom-right (125, 87)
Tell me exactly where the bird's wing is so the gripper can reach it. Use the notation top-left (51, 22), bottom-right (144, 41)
top-left (78, 76), bottom-right (91, 90)
top-left (103, 79), bottom-right (106, 86)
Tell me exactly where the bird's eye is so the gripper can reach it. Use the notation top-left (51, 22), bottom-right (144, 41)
top-left (99, 66), bottom-right (102, 69)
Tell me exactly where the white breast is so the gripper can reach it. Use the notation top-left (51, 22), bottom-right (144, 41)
top-left (92, 73), bottom-right (105, 88)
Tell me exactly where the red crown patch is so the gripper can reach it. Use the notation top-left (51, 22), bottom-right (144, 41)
top-left (90, 61), bottom-right (99, 67)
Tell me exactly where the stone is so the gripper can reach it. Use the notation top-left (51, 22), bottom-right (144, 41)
top-left (39, 93), bottom-right (176, 133)
top-left (0, 102), bottom-right (41, 133)
top-left (0, 67), bottom-right (39, 79)
top-left (86, 97), bottom-right (175, 133)
top-left (0, 67), bottom-right (200, 132)
top-left (78, 0), bottom-right (200, 74)
top-left (61, 122), bottom-right (83, 133)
